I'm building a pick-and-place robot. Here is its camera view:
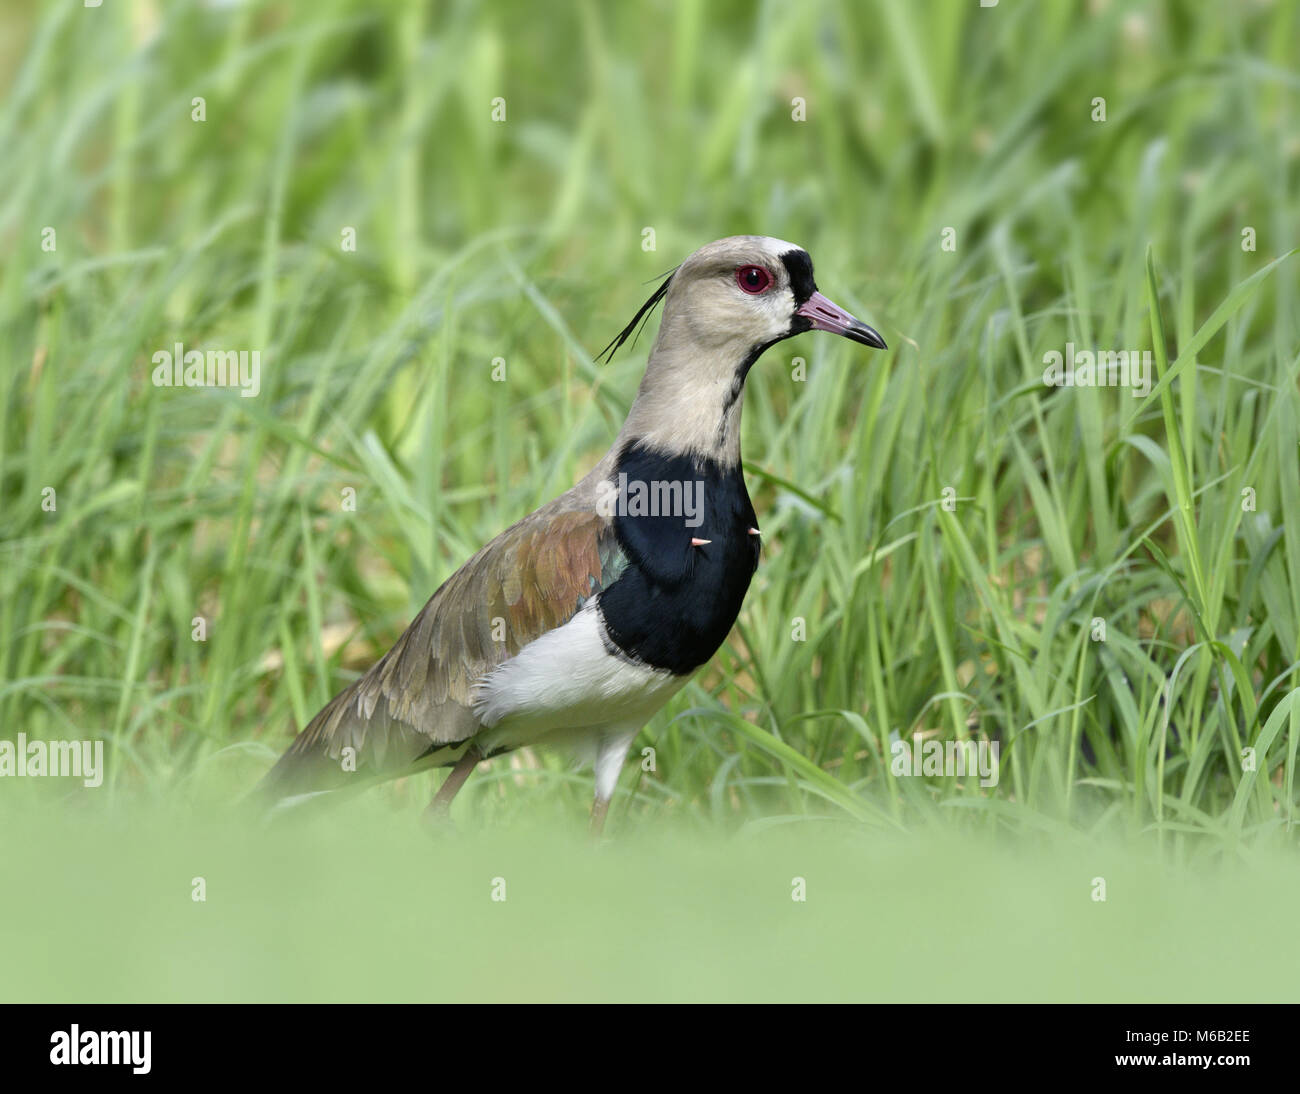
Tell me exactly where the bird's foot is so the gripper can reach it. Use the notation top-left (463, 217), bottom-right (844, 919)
top-left (589, 795), bottom-right (610, 839)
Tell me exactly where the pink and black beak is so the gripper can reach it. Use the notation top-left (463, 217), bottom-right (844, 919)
top-left (796, 292), bottom-right (887, 350)
top-left (781, 249), bottom-right (886, 350)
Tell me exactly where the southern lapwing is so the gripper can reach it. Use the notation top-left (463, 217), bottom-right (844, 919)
top-left (259, 236), bottom-right (886, 830)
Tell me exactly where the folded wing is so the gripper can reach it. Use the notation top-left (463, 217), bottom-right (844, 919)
top-left (259, 502), bottom-right (625, 798)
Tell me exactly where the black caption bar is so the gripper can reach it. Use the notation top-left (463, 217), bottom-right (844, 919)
top-left (0, 1003), bottom-right (1293, 1081)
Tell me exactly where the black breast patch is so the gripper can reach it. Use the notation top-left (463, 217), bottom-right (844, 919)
top-left (599, 442), bottom-right (760, 675)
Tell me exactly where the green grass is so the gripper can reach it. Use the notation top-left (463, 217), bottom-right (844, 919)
top-left (2, 0), bottom-right (1298, 877)
top-left (5, 802), bottom-right (1300, 1003)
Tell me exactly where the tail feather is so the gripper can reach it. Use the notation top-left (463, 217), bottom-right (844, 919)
top-left (252, 681), bottom-right (474, 813)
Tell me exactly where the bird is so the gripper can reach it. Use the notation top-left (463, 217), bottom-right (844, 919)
top-left (257, 235), bottom-right (886, 831)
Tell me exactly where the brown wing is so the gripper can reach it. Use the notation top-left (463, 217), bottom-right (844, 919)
top-left (259, 502), bottom-right (626, 798)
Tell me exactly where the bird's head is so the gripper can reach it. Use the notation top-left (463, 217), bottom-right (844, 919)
top-left (605, 236), bottom-right (886, 462)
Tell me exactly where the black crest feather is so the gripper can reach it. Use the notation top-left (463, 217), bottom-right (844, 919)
top-left (595, 268), bottom-right (677, 363)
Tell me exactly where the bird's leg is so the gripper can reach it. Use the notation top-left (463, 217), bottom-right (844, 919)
top-left (589, 794), bottom-right (611, 836)
top-left (424, 744), bottom-right (482, 819)
top-left (589, 728), bottom-right (637, 838)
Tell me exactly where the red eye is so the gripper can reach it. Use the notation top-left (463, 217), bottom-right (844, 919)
top-left (736, 265), bottom-right (772, 294)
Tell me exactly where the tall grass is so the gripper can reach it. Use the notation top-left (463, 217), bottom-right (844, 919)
top-left (1, 0), bottom-right (1297, 856)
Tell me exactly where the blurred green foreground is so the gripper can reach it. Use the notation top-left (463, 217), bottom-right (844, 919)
top-left (2, 800), bottom-right (1295, 1003)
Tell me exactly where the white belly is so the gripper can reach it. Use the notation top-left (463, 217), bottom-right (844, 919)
top-left (471, 602), bottom-right (688, 753)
